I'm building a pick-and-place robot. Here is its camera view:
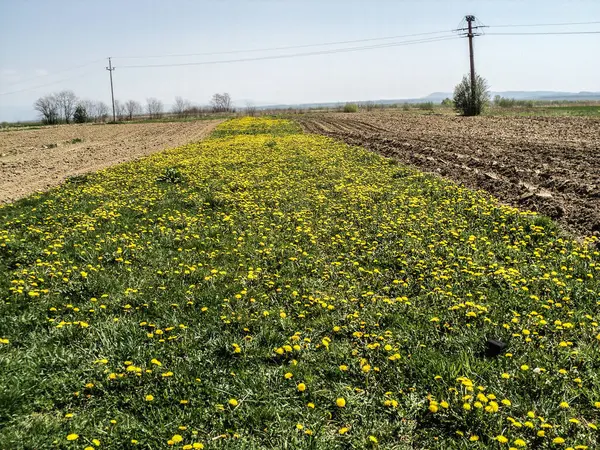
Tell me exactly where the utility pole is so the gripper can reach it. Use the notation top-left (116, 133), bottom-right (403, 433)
top-left (466, 15), bottom-right (477, 112)
top-left (106, 57), bottom-right (116, 122)
top-left (456, 16), bottom-right (486, 114)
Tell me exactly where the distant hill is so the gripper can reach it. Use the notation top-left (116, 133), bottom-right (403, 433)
top-left (425, 91), bottom-right (600, 102)
top-left (256, 91), bottom-right (600, 110)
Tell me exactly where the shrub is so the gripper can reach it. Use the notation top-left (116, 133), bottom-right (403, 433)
top-left (73, 105), bottom-right (88, 123)
top-left (343, 103), bottom-right (359, 113)
top-left (453, 74), bottom-right (490, 116)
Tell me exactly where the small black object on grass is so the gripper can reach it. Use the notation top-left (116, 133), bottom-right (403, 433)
top-left (485, 339), bottom-right (507, 357)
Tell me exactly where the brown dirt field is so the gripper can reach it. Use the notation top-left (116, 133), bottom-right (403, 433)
top-left (298, 112), bottom-right (600, 237)
top-left (0, 120), bottom-right (222, 203)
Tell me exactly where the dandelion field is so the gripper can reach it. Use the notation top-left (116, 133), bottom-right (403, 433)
top-left (1, 117), bottom-right (599, 449)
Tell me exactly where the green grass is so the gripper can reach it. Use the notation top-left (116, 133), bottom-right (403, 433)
top-left (0, 124), bottom-right (44, 132)
top-left (487, 105), bottom-right (600, 117)
top-left (0, 118), bottom-right (599, 449)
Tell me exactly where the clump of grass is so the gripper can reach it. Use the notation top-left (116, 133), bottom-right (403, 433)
top-left (43, 143), bottom-right (57, 149)
top-left (65, 174), bottom-right (89, 184)
top-left (68, 138), bottom-right (83, 144)
top-left (343, 103), bottom-right (359, 113)
top-left (156, 166), bottom-right (184, 184)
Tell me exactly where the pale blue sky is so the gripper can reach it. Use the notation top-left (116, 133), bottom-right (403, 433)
top-left (1, 0), bottom-right (599, 121)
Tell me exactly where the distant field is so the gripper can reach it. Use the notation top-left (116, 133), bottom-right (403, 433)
top-left (1, 118), bottom-right (599, 449)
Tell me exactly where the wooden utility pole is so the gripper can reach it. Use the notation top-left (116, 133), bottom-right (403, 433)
top-left (466, 15), bottom-right (477, 111)
top-left (106, 57), bottom-right (116, 122)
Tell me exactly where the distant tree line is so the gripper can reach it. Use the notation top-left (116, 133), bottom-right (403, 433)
top-left (33, 91), bottom-right (235, 124)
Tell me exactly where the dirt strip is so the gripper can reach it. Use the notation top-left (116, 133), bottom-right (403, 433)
top-left (298, 113), bottom-right (600, 237)
top-left (0, 120), bottom-right (222, 203)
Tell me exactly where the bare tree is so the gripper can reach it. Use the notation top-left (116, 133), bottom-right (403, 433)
top-left (114, 100), bottom-right (127, 121)
top-left (124, 100), bottom-right (142, 120)
top-left (171, 96), bottom-right (191, 118)
top-left (34, 94), bottom-right (59, 124)
top-left (55, 90), bottom-right (78, 123)
top-left (95, 101), bottom-right (109, 122)
top-left (245, 102), bottom-right (257, 117)
top-left (363, 101), bottom-right (375, 112)
top-left (210, 93), bottom-right (232, 113)
top-left (146, 97), bottom-right (163, 119)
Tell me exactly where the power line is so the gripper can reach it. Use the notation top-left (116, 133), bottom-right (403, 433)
top-left (489, 20), bottom-right (600, 28)
top-left (118, 35), bottom-right (460, 69)
top-left (0, 69), bottom-right (97, 96)
top-left (1, 59), bottom-right (105, 89)
top-left (486, 31), bottom-right (600, 35)
top-left (113, 29), bottom-right (455, 60)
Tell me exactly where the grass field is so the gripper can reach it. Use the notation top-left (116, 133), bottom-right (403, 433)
top-left (1, 117), bottom-right (599, 449)
top-left (486, 105), bottom-right (600, 117)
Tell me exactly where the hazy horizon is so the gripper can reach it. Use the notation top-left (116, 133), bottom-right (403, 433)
top-left (1, 0), bottom-right (599, 122)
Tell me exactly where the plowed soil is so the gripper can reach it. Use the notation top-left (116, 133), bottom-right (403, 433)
top-left (298, 113), bottom-right (600, 237)
top-left (0, 120), bottom-right (222, 203)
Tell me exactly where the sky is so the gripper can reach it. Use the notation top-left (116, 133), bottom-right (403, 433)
top-left (0, 0), bottom-right (599, 121)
